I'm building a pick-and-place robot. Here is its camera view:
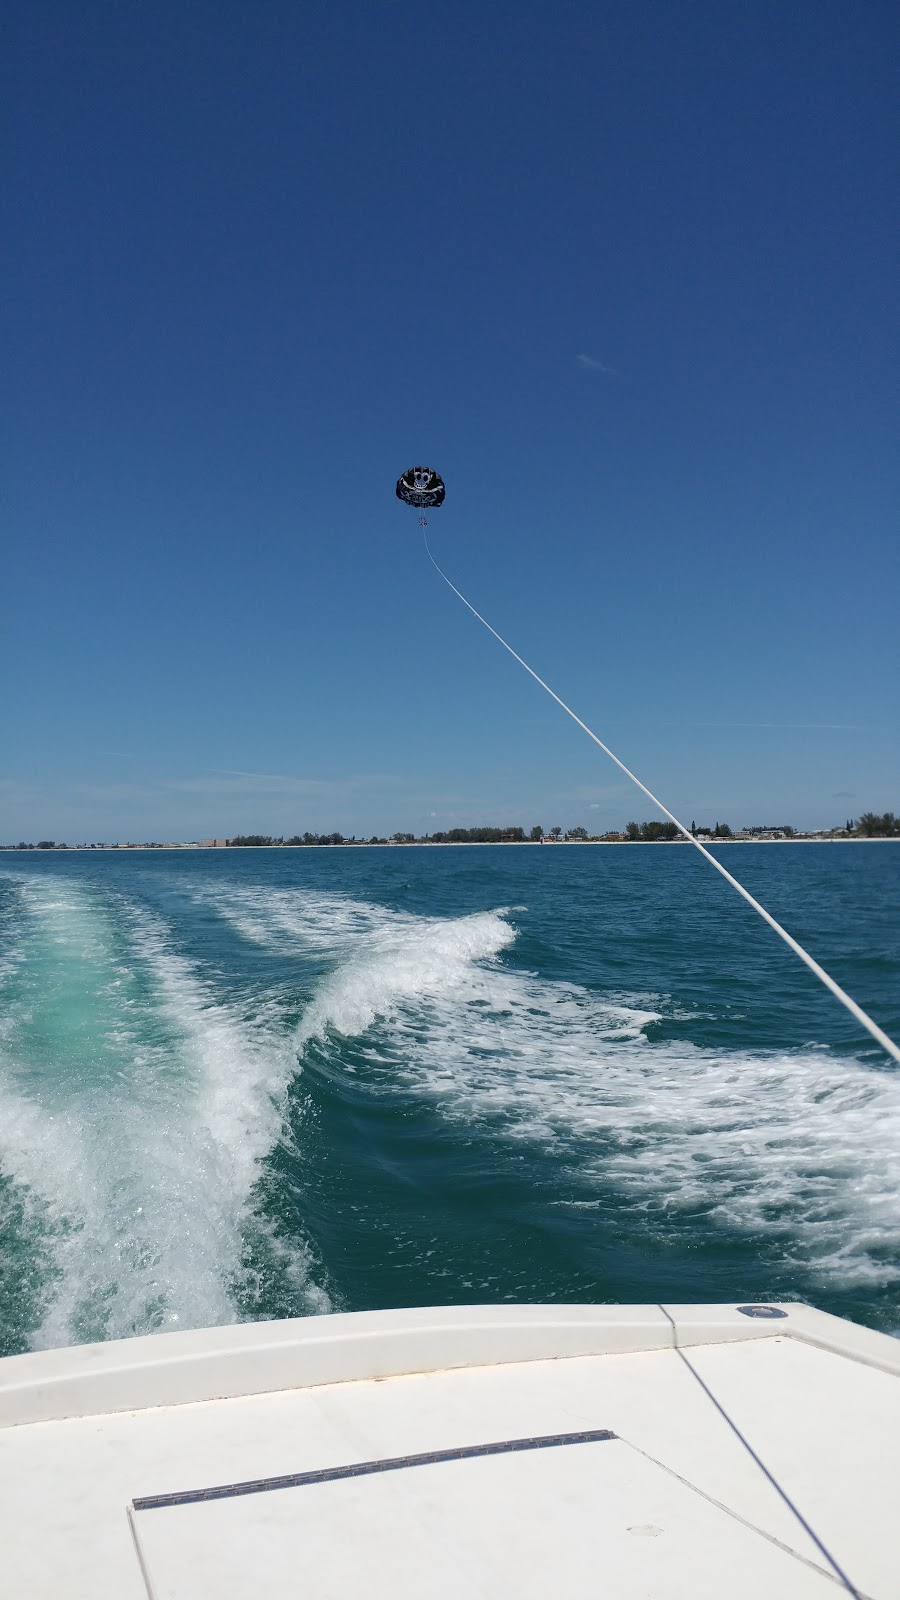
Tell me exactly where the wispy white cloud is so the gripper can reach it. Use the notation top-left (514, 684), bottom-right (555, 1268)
top-left (665, 722), bottom-right (868, 732)
top-left (571, 783), bottom-right (630, 802)
top-left (577, 353), bottom-right (615, 373)
top-left (0, 778), bottom-right (44, 805)
top-left (68, 769), bottom-right (404, 800)
top-left (181, 769), bottom-right (335, 795)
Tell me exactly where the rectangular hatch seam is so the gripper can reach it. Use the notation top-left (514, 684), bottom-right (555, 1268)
top-left (131, 1426), bottom-right (618, 1510)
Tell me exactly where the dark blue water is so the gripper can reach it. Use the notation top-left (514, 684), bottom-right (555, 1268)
top-left (1, 842), bottom-right (898, 1355)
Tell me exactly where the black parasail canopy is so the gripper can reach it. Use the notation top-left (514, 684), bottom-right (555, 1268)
top-left (396, 466), bottom-right (445, 511)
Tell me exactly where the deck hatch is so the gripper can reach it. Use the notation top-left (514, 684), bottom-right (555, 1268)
top-left (132, 1426), bottom-right (618, 1510)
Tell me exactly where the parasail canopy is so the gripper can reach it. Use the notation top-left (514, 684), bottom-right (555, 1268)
top-left (396, 466), bottom-right (445, 511)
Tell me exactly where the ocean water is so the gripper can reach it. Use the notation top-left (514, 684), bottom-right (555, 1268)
top-left (0, 842), bottom-right (898, 1355)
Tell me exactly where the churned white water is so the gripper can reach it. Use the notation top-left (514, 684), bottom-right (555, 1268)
top-left (0, 877), bottom-right (327, 1348)
top-left (202, 879), bottom-right (900, 1291)
top-left (1, 850), bottom-right (898, 1350)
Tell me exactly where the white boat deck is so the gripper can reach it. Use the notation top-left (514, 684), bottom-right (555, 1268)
top-left (1, 1302), bottom-right (897, 1598)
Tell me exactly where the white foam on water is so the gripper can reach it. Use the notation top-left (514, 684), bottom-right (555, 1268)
top-left (195, 883), bottom-right (402, 953)
top-left (293, 901), bottom-right (900, 1291)
top-left (0, 877), bottom-right (328, 1349)
top-left (295, 906), bottom-right (524, 1046)
top-left (4, 872), bottom-right (898, 1342)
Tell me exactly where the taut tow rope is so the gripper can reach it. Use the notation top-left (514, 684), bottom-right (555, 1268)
top-left (656, 1307), bottom-right (862, 1597)
top-left (423, 532), bottom-right (900, 1067)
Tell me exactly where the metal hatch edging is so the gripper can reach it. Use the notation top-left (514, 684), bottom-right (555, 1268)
top-left (131, 1427), bottom-right (618, 1511)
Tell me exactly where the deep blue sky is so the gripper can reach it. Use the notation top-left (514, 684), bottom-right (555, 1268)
top-left (3, 1), bottom-right (897, 842)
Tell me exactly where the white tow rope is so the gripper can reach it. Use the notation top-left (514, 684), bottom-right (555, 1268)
top-left (424, 532), bottom-right (900, 1066)
top-left (656, 1308), bottom-right (862, 1597)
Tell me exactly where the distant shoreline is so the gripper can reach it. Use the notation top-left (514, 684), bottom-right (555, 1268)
top-left (2, 839), bottom-right (897, 854)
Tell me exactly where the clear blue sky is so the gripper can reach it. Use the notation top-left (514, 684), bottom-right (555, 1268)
top-left (3, 1), bottom-right (897, 842)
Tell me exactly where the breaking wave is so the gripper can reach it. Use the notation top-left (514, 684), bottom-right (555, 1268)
top-left (279, 891), bottom-right (900, 1292)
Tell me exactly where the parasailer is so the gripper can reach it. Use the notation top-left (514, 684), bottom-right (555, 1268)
top-left (396, 466), bottom-right (445, 526)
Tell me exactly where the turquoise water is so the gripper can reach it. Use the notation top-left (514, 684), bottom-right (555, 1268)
top-left (1, 843), bottom-right (898, 1354)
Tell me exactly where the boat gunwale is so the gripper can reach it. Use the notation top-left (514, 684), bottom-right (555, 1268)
top-left (1, 1301), bottom-right (897, 1430)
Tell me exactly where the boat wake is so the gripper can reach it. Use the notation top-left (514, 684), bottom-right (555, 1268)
top-left (1, 871), bottom-right (897, 1354)
top-left (272, 890), bottom-right (900, 1293)
top-left (0, 876), bottom-right (327, 1352)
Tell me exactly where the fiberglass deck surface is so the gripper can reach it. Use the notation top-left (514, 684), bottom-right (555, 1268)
top-left (2, 1329), bottom-right (898, 1598)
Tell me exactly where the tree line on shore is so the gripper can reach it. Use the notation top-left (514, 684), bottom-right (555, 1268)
top-left (4, 812), bottom-right (896, 850)
top-left (853, 812), bottom-right (898, 837)
top-left (220, 812), bottom-right (898, 845)
top-left (227, 827), bottom-right (537, 847)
